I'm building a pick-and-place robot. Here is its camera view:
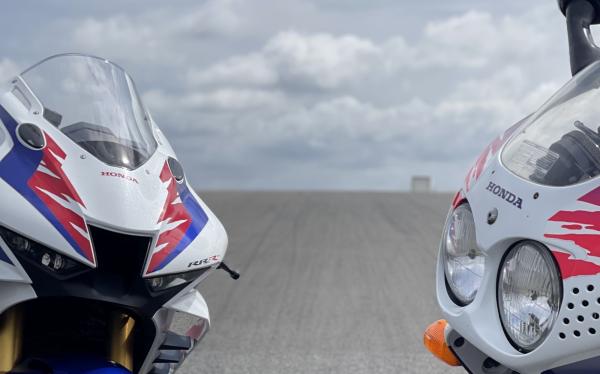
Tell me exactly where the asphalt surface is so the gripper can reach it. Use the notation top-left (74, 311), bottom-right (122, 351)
top-left (178, 191), bottom-right (463, 374)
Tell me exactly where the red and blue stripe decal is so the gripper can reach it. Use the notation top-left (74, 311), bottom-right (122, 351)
top-left (146, 161), bottom-right (208, 273)
top-left (0, 106), bottom-right (93, 263)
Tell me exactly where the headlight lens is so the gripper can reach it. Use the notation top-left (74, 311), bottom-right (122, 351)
top-left (146, 267), bottom-right (210, 292)
top-left (443, 203), bottom-right (484, 305)
top-left (498, 241), bottom-right (561, 351)
top-left (0, 226), bottom-right (89, 278)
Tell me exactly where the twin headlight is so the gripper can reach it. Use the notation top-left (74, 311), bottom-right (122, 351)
top-left (443, 202), bottom-right (562, 352)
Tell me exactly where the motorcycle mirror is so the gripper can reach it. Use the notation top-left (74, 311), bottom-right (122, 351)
top-left (559, 0), bottom-right (600, 75)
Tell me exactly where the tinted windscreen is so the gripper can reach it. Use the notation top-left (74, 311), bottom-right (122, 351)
top-left (20, 54), bottom-right (157, 169)
top-left (503, 61), bottom-right (600, 186)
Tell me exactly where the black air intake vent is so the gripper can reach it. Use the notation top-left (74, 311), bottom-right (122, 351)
top-left (88, 225), bottom-right (151, 296)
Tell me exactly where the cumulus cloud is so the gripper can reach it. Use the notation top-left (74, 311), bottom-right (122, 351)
top-left (189, 31), bottom-right (381, 89)
top-left (188, 54), bottom-right (277, 87)
top-left (3, 0), bottom-right (569, 189)
top-left (131, 1), bottom-right (569, 189)
top-left (189, 5), bottom-right (560, 94)
top-left (70, 0), bottom-right (242, 64)
top-left (145, 87), bottom-right (287, 112)
top-left (263, 32), bottom-right (380, 89)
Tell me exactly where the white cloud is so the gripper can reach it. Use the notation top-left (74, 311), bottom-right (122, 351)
top-left (70, 0), bottom-right (243, 64)
top-left (263, 31), bottom-right (380, 89)
top-left (188, 4), bottom-right (559, 95)
top-left (188, 31), bottom-right (380, 89)
top-left (384, 8), bottom-right (556, 70)
top-left (145, 87), bottom-right (287, 113)
top-left (18, 0), bottom-right (566, 190)
top-left (188, 54), bottom-right (277, 87)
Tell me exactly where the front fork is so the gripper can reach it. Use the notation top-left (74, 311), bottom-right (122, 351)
top-left (0, 306), bottom-right (22, 372)
top-left (0, 306), bottom-right (136, 373)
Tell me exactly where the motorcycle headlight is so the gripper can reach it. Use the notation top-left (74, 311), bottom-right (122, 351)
top-left (0, 226), bottom-right (90, 278)
top-left (146, 267), bottom-right (210, 292)
top-left (443, 203), bottom-right (484, 305)
top-left (498, 241), bottom-right (561, 352)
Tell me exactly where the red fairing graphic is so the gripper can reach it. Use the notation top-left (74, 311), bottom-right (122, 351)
top-left (27, 135), bottom-right (93, 263)
top-left (464, 123), bottom-right (520, 192)
top-left (552, 251), bottom-right (600, 279)
top-left (451, 190), bottom-right (465, 209)
top-left (147, 162), bottom-right (192, 273)
top-left (545, 186), bottom-right (600, 278)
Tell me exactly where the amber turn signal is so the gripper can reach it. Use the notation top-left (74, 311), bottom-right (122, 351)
top-left (423, 319), bottom-right (461, 367)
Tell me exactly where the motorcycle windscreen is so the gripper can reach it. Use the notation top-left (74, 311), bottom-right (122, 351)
top-left (20, 54), bottom-right (157, 170)
top-left (502, 61), bottom-right (600, 186)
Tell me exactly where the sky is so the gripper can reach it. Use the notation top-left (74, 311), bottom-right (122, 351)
top-left (0, 0), bottom-right (579, 190)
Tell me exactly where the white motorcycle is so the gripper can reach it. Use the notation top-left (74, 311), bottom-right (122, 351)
top-left (0, 53), bottom-right (238, 374)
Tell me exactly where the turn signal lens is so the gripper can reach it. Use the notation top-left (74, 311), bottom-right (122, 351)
top-left (423, 320), bottom-right (460, 367)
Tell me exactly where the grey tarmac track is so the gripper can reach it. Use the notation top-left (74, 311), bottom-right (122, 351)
top-left (178, 191), bottom-right (464, 374)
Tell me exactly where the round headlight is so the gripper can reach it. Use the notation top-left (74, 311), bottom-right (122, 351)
top-left (443, 203), bottom-right (484, 305)
top-left (498, 241), bottom-right (561, 351)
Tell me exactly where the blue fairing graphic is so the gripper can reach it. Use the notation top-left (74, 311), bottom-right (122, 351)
top-left (9, 356), bottom-right (131, 374)
top-left (155, 182), bottom-right (209, 271)
top-left (0, 245), bottom-right (12, 264)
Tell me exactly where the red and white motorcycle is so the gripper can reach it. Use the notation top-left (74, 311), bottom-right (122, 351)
top-left (424, 0), bottom-right (600, 372)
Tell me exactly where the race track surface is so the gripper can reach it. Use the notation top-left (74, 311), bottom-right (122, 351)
top-left (179, 191), bottom-right (463, 374)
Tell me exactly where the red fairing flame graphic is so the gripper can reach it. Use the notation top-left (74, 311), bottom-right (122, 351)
top-left (552, 251), bottom-right (600, 279)
top-left (464, 123), bottom-right (520, 192)
top-left (545, 186), bottom-right (600, 279)
top-left (27, 136), bottom-right (94, 263)
top-left (451, 190), bottom-right (465, 209)
top-left (147, 162), bottom-right (192, 273)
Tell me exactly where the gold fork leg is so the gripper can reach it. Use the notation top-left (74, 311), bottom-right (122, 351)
top-left (0, 307), bottom-right (22, 372)
top-left (109, 313), bottom-right (135, 371)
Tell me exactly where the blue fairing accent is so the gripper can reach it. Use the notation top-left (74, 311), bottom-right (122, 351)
top-left (0, 245), bottom-right (12, 264)
top-left (153, 182), bottom-right (208, 271)
top-left (0, 106), bottom-right (86, 259)
top-left (9, 356), bottom-right (131, 374)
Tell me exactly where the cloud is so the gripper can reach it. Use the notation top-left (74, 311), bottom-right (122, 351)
top-left (189, 5), bottom-right (560, 94)
top-left (188, 54), bottom-right (277, 87)
top-left (70, 0), bottom-right (243, 64)
top-left (188, 31), bottom-right (381, 89)
top-left (144, 87), bottom-right (287, 112)
top-left (4, 0), bottom-right (568, 190)
top-left (263, 31), bottom-right (380, 89)
top-left (416, 11), bottom-right (548, 68)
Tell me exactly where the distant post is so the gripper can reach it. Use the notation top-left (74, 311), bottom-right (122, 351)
top-left (411, 176), bottom-right (431, 193)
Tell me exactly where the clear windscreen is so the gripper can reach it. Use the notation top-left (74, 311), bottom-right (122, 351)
top-left (20, 54), bottom-right (157, 169)
top-left (503, 61), bottom-right (600, 186)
